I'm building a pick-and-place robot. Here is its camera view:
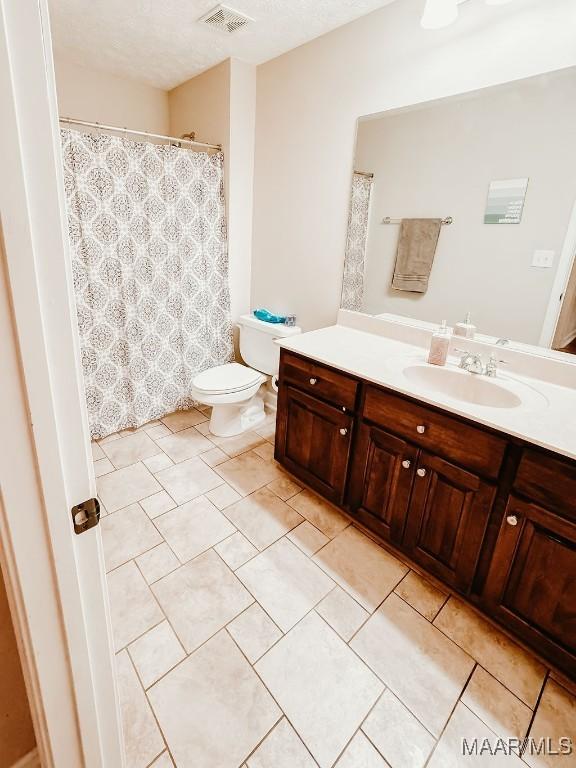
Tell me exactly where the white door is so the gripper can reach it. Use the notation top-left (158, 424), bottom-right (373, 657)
top-left (0, 1), bottom-right (124, 766)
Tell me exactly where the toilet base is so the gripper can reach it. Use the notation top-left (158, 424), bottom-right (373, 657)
top-left (209, 394), bottom-right (266, 437)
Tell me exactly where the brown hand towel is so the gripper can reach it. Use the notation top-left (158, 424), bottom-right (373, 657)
top-left (391, 218), bottom-right (442, 293)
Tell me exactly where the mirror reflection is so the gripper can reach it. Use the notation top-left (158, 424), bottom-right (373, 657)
top-left (341, 67), bottom-right (576, 353)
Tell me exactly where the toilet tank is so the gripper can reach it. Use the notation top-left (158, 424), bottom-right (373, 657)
top-left (238, 314), bottom-right (301, 375)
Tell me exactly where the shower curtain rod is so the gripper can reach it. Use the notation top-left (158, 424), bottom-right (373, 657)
top-left (59, 116), bottom-right (222, 151)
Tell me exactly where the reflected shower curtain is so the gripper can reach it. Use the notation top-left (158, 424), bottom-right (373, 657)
top-left (341, 172), bottom-right (373, 311)
top-left (61, 129), bottom-right (233, 439)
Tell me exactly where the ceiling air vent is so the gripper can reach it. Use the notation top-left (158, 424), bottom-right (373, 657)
top-left (198, 4), bottom-right (253, 34)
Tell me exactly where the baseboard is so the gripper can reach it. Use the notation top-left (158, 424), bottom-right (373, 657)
top-left (10, 749), bottom-right (40, 768)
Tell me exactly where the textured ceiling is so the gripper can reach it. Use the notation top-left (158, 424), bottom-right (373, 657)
top-left (49, 0), bottom-right (398, 90)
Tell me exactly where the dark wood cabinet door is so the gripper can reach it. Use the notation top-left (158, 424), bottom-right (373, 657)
top-left (483, 497), bottom-right (576, 675)
top-left (347, 423), bottom-right (417, 544)
top-left (275, 384), bottom-right (353, 504)
top-left (402, 452), bottom-right (496, 592)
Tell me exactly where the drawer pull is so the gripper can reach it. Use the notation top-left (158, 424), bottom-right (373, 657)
top-left (402, 459), bottom-right (411, 469)
top-left (416, 468), bottom-right (427, 477)
top-left (506, 515), bottom-right (518, 527)
top-left (416, 425), bottom-right (426, 434)
top-left (309, 377), bottom-right (318, 385)
top-left (339, 428), bottom-right (348, 436)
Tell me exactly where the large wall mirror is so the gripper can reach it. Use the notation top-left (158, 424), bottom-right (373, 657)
top-left (341, 67), bottom-right (576, 356)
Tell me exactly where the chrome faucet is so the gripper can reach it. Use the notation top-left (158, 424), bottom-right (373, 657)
top-left (456, 348), bottom-right (508, 377)
top-left (457, 350), bottom-right (485, 375)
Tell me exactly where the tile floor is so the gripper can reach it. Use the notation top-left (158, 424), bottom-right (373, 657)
top-left (95, 407), bottom-right (576, 768)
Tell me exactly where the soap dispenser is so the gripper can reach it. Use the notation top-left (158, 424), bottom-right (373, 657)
top-left (427, 320), bottom-right (451, 366)
top-left (454, 312), bottom-right (476, 340)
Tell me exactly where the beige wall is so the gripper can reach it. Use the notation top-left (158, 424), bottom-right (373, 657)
top-left (169, 60), bottom-right (256, 337)
top-left (0, 563), bottom-right (36, 768)
top-left (168, 62), bottom-right (230, 141)
top-left (54, 58), bottom-right (169, 133)
top-left (228, 61), bottom-right (256, 332)
top-left (355, 69), bottom-right (576, 344)
top-left (251, 0), bottom-right (576, 332)
top-left (169, 60), bottom-right (231, 196)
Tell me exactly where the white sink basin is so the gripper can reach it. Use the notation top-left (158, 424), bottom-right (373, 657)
top-left (402, 364), bottom-right (547, 410)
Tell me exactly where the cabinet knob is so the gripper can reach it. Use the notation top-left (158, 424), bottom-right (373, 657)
top-left (506, 515), bottom-right (518, 527)
top-left (339, 428), bottom-right (348, 436)
top-left (402, 459), bottom-right (411, 469)
top-left (416, 425), bottom-right (426, 434)
top-left (416, 468), bottom-right (427, 477)
top-left (309, 377), bottom-right (317, 385)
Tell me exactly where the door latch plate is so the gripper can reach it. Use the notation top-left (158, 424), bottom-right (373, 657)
top-left (71, 497), bottom-right (100, 534)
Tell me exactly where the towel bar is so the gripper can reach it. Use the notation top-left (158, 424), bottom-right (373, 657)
top-left (381, 216), bottom-right (453, 225)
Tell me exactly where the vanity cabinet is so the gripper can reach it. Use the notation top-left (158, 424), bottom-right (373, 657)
top-left (276, 349), bottom-right (576, 677)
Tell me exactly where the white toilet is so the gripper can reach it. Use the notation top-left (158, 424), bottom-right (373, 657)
top-left (191, 314), bottom-right (301, 437)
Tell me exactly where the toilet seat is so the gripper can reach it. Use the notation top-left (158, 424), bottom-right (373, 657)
top-left (191, 362), bottom-right (267, 437)
top-left (192, 362), bottom-right (264, 396)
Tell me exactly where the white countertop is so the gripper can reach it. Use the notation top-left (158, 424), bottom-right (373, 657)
top-left (277, 324), bottom-right (576, 462)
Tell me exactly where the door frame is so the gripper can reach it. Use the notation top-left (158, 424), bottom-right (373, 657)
top-left (539, 197), bottom-right (576, 348)
top-left (0, 1), bottom-right (123, 766)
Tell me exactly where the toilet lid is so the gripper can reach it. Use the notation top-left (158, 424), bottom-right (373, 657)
top-left (193, 363), bottom-right (263, 394)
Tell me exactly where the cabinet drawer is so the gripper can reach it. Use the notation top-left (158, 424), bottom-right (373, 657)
top-left (280, 351), bottom-right (358, 410)
top-left (363, 386), bottom-right (506, 479)
top-left (514, 449), bottom-right (576, 521)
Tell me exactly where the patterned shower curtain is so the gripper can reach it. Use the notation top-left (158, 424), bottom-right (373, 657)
top-left (61, 129), bottom-right (233, 439)
top-left (341, 172), bottom-right (373, 312)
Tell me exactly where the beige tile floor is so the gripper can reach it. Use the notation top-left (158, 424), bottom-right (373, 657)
top-left (95, 407), bottom-right (576, 768)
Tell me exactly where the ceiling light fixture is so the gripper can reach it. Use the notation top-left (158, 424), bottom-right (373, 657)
top-left (420, 0), bottom-right (459, 30)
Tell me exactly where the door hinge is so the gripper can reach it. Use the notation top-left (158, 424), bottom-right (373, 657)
top-left (71, 497), bottom-right (100, 534)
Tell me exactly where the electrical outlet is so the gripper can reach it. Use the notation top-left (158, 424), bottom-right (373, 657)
top-left (531, 250), bottom-right (555, 268)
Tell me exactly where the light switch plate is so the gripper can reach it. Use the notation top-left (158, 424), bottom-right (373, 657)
top-left (531, 250), bottom-right (555, 268)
